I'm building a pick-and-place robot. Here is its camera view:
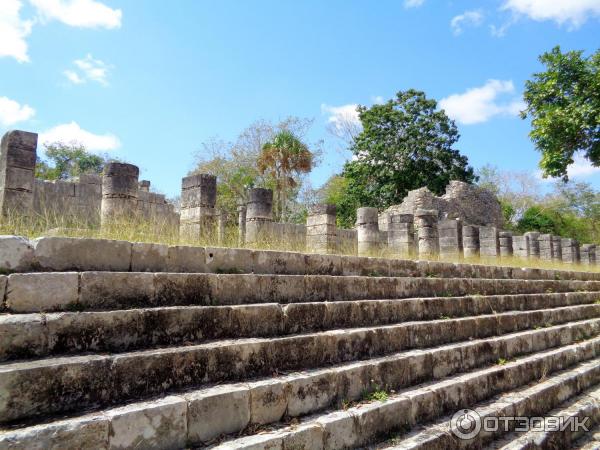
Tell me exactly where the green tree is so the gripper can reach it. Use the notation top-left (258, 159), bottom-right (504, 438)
top-left (341, 90), bottom-right (477, 219)
top-left (35, 142), bottom-right (109, 180)
top-left (516, 206), bottom-right (559, 234)
top-left (192, 117), bottom-right (319, 220)
top-left (258, 130), bottom-right (314, 221)
top-left (316, 175), bottom-right (357, 228)
top-left (522, 46), bottom-right (600, 180)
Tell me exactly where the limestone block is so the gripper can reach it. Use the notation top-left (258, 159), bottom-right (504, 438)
top-left (4, 166), bottom-right (34, 191)
top-left (248, 378), bottom-right (289, 425)
top-left (304, 253), bottom-right (342, 275)
top-left (213, 433), bottom-right (283, 450)
top-left (107, 395), bottom-right (187, 450)
top-left (286, 371), bottom-right (338, 417)
top-left (317, 410), bottom-right (359, 450)
top-left (186, 384), bottom-right (250, 444)
top-left (0, 235), bottom-right (34, 272)
top-left (246, 188), bottom-right (273, 220)
top-left (166, 245), bottom-right (206, 272)
top-left (6, 272), bottom-right (79, 312)
top-left (278, 423), bottom-right (324, 450)
top-left (498, 231), bottom-right (513, 258)
top-left (0, 413), bottom-right (109, 449)
top-left (538, 234), bottom-right (554, 261)
top-left (205, 247), bottom-right (254, 273)
top-left (0, 313), bottom-right (51, 360)
top-left (253, 250), bottom-right (306, 275)
top-left (33, 237), bottom-right (132, 271)
top-left (512, 235), bottom-right (530, 259)
top-left (131, 242), bottom-right (168, 272)
top-left (0, 275), bottom-right (5, 306)
top-left (551, 235), bottom-right (563, 261)
top-left (79, 272), bottom-right (155, 310)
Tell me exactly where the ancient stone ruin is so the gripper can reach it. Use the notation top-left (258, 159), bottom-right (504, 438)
top-left (1, 129), bottom-right (600, 449)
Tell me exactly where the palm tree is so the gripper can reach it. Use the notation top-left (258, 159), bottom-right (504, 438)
top-left (258, 130), bottom-right (313, 221)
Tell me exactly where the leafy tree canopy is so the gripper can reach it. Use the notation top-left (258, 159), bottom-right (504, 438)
top-left (340, 89), bottom-right (477, 219)
top-left (192, 117), bottom-right (321, 222)
top-left (35, 142), bottom-right (114, 180)
top-left (522, 46), bottom-right (600, 180)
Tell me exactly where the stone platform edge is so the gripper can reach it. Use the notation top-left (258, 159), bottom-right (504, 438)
top-left (1, 235), bottom-right (599, 281)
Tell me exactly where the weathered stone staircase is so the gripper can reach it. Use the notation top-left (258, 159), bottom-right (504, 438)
top-left (1, 237), bottom-right (600, 449)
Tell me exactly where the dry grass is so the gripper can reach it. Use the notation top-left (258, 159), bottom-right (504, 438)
top-left (1, 208), bottom-right (598, 273)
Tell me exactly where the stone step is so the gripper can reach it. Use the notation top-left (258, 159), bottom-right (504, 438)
top-left (1, 320), bottom-right (598, 449)
top-left (4, 271), bottom-right (600, 313)
top-left (572, 422), bottom-right (600, 449)
top-left (7, 236), bottom-right (599, 281)
top-left (1, 291), bottom-right (597, 361)
top-left (1, 304), bottom-right (598, 425)
top-left (487, 385), bottom-right (600, 449)
top-left (210, 342), bottom-right (600, 450)
top-left (374, 359), bottom-right (600, 450)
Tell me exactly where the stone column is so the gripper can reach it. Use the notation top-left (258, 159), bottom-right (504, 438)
top-left (237, 205), bottom-right (247, 247)
top-left (462, 225), bottom-right (480, 259)
top-left (438, 219), bottom-right (463, 260)
top-left (306, 204), bottom-right (337, 254)
top-left (179, 174), bottom-right (217, 241)
top-left (415, 209), bottom-right (439, 259)
top-left (217, 209), bottom-right (227, 245)
top-left (356, 207), bottom-right (380, 256)
top-left (388, 213), bottom-right (415, 258)
top-left (561, 238), bottom-right (578, 264)
top-left (139, 180), bottom-right (150, 192)
top-left (551, 235), bottom-right (563, 262)
top-left (245, 188), bottom-right (273, 245)
top-left (512, 235), bottom-right (530, 259)
top-left (499, 231), bottom-right (513, 258)
top-left (525, 232), bottom-right (540, 259)
top-left (479, 226), bottom-right (500, 259)
top-left (0, 130), bottom-right (37, 216)
top-left (101, 162), bottom-right (139, 227)
top-left (538, 234), bottom-right (553, 261)
top-left (581, 244), bottom-right (597, 266)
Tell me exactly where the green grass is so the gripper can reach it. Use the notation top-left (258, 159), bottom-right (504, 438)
top-left (1, 208), bottom-right (599, 273)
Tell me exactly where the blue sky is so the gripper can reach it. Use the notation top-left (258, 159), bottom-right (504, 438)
top-left (1, 0), bottom-right (599, 198)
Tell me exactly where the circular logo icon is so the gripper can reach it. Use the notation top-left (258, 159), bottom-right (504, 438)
top-left (451, 408), bottom-right (481, 440)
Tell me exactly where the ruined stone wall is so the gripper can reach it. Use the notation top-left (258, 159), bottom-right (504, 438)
top-left (33, 174), bottom-right (102, 225)
top-left (266, 222), bottom-right (306, 250)
top-left (1, 130), bottom-right (179, 228)
top-left (381, 181), bottom-right (503, 230)
top-left (337, 228), bottom-right (358, 255)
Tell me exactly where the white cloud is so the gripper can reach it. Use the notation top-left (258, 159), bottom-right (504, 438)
top-left (371, 95), bottom-right (385, 105)
top-left (321, 103), bottom-right (361, 130)
top-left (535, 154), bottom-right (600, 181)
top-left (501, 0), bottom-right (600, 28)
top-left (39, 121), bottom-right (120, 151)
top-left (439, 79), bottom-right (525, 125)
top-left (566, 154), bottom-right (600, 178)
top-left (0, 0), bottom-right (33, 63)
top-left (64, 54), bottom-right (111, 85)
top-left (64, 70), bottom-right (84, 84)
top-left (451, 10), bottom-right (484, 35)
top-left (404, 0), bottom-right (425, 8)
top-left (0, 96), bottom-right (36, 126)
top-left (30, 0), bottom-right (122, 29)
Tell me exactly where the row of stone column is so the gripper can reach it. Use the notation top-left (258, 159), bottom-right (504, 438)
top-left (103, 165), bottom-right (600, 265)
top-left (303, 203), bottom-right (598, 265)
